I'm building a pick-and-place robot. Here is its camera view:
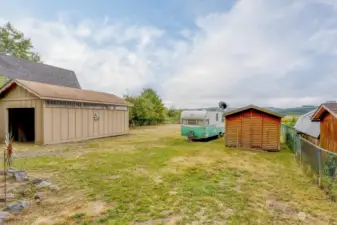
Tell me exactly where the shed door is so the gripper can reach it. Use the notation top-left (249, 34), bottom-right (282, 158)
top-left (262, 117), bottom-right (279, 150)
top-left (251, 116), bottom-right (263, 148)
top-left (241, 116), bottom-right (251, 148)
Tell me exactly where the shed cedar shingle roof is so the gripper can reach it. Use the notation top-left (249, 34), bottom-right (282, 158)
top-left (0, 79), bottom-right (131, 106)
top-left (0, 54), bottom-right (81, 89)
top-left (223, 104), bottom-right (284, 118)
top-left (311, 103), bottom-right (337, 121)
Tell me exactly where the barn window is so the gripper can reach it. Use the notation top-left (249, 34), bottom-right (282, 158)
top-left (115, 106), bottom-right (128, 111)
top-left (46, 100), bottom-right (84, 108)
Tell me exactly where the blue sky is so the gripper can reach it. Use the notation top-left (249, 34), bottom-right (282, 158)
top-left (1, 0), bottom-right (337, 108)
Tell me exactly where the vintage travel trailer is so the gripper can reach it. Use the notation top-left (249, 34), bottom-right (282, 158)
top-left (180, 110), bottom-right (224, 141)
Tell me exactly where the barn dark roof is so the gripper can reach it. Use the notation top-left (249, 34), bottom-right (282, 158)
top-left (0, 54), bottom-right (81, 89)
top-left (223, 104), bottom-right (284, 118)
top-left (312, 103), bottom-right (337, 121)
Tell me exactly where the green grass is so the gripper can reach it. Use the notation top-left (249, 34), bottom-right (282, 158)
top-left (10, 125), bottom-right (337, 224)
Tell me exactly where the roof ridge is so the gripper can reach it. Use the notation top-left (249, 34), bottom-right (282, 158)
top-left (223, 104), bottom-right (284, 118)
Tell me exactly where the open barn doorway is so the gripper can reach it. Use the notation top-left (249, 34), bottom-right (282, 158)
top-left (8, 108), bottom-right (35, 142)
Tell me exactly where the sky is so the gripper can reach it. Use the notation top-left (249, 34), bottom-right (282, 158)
top-left (1, 0), bottom-right (337, 109)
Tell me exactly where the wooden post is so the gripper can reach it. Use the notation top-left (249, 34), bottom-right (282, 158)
top-left (293, 129), bottom-right (296, 153)
top-left (3, 148), bottom-right (6, 206)
top-left (236, 129), bottom-right (239, 148)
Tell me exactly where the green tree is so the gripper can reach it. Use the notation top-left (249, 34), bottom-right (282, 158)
top-left (124, 88), bottom-right (166, 126)
top-left (166, 106), bottom-right (181, 121)
top-left (0, 22), bottom-right (40, 62)
top-left (139, 88), bottom-right (165, 123)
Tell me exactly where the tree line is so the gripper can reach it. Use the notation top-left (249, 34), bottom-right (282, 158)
top-left (124, 89), bottom-right (181, 126)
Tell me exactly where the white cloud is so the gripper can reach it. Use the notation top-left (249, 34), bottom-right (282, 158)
top-left (2, 17), bottom-right (166, 97)
top-left (164, 0), bottom-right (337, 108)
top-left (2, 0), bottom-right (337, 109)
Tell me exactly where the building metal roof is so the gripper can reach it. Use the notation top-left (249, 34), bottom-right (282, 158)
top-left (181, 110), bottom-right (208, 120)
top-left (223, 104), bottom-right (284, 118)
top-left (0, 79), bottom-right (131, 106)
top-left (0, 54), bottom-right (81, 89)
top-left (311, 103), bottom-right (337, 121)
top-left (294, 109), bottom-right (320, 138)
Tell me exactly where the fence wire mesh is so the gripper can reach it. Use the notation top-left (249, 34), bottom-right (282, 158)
top-left (281, 124), bottom-right (337, 200)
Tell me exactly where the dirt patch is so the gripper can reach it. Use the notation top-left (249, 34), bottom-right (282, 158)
top-left (131, 215), bottom-right (182, 225)
top-left (69, 200), bottom-right (111, 217)
top-left (266, 199), bottom-right (298, 215)
top-left (30, 200), bottom-right (113, 225)
top-left (170, 156), bottom-right (214, 167)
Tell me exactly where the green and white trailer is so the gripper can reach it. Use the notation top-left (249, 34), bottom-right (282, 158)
top-left (180, 110), bottom-right (225, 141)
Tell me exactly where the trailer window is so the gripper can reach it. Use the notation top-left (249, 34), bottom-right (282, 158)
top-left (205, 119), bottom-right (209, 125)
top-left (182, 119), bottom-right (205, 125)
top-left (187, 120), bottom-right (197, 125)
top-left (216, 113), bottom-right (219, 121)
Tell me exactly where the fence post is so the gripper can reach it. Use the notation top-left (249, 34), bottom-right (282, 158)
top-left (298, 136), bottom-right (302, 164)
top-left (293, 130), bottom-right (295, 152)
top-left (317, 148), bottom-right (322, 186)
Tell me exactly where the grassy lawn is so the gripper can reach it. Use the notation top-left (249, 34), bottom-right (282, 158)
top-left (6, 125), bottom-right (337, 224)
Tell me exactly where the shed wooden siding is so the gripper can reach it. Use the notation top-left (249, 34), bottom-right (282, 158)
top-left (319, 112), bottom-right (337, 153)
top-left (43, 106), bottom-right (129, 145)
top-left (225, 109), bottom-right (281, 151)
top-left (0, 85), bottom-right (44, 143)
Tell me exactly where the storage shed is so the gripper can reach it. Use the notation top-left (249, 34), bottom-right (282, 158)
top-left (224, 105), bottom-right (283, 151)
top-left (311, 103), bottom-right (337, 153)
top-left (0, 79), bottom-right (131, 144)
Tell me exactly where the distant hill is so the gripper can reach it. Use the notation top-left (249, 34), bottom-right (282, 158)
top-left (181, 105), bottom-right (317, 116)
top-left (266, 105), bottom-right (317, 116)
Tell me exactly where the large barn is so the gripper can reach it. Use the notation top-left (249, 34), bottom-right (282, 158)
top-left (311, 103), bottom-right (337, 153)
top-left (224, 105), bottom-right (283, 151)
top-left (0, 79), bottom-right (131, 144)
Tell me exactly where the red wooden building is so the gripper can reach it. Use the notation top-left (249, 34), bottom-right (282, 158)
top-left (311, 103), bottom-right (337, 153)
top-left (224, 105), bottom-right (283, 151)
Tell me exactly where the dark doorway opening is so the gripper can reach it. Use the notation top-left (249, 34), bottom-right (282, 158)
top-left (8, 108), bottom-right (35, 142)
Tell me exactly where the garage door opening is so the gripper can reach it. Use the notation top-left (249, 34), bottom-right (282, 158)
top-left (8, 108), bottom-right (35, 142)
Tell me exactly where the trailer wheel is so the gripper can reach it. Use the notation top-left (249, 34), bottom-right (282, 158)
top-left (188, 131), bottom-right (194, 141)
top-left (218, 132), bottom-right (224, 138)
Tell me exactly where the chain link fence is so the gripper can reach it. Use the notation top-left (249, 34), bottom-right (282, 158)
top-left (281, 124), bottom-right (337, 200)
